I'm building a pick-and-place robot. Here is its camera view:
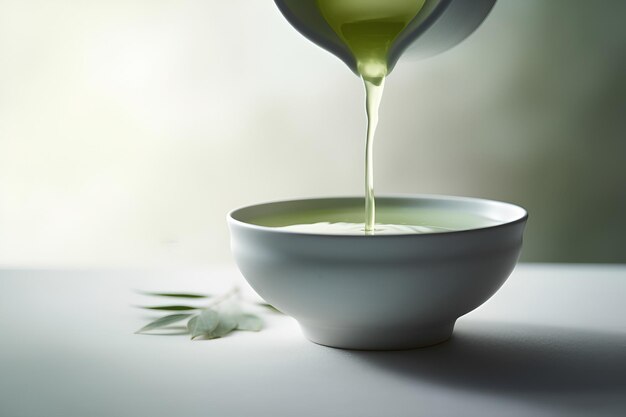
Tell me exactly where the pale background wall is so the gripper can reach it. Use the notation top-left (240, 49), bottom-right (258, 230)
top-left (1, 0), bottom-right (624, 267)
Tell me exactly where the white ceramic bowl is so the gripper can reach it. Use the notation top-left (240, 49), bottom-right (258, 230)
top-left (228, 195), bottom-right (527, 350)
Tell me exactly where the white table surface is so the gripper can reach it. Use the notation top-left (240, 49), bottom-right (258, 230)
top-left (1, 264), bottom-right (625, 417)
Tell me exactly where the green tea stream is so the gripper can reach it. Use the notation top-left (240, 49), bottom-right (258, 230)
top-left (316, 0), bottom-right (426, 233)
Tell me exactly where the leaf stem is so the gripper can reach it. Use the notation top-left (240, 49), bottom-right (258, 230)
top-left (205, 286), bottom-right (240, 308)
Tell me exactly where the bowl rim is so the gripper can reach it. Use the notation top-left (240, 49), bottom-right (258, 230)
top-left (227, 194), bottom-right (528, 238)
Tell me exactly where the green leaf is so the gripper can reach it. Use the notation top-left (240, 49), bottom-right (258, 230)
top-left (138, 291), bottom-right (210, 299)
top-left (140, 305), bottom-right (200, 311)
top-left (236, 313), bottom-right (263, 331)
top-left (257, 302), bottom-right (282, 313)
top-left (189, 302), bottom-right (240, 340)
top-left (208, 311), bottom-right (239, 339)
top-left (188, 309), bottom-right (220, 340)
top-left (135, 313), bottom-right (193, 333)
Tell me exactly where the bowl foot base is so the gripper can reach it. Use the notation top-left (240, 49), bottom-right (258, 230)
top-left (299, 320), bottom-right (456, 351)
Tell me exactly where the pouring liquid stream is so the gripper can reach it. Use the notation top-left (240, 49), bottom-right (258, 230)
top-left (363, 78), bottom-right (383, 234)
top-left (316, 0), bottom-right (426, 233)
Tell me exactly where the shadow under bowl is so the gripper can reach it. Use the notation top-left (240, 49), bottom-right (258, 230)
top-left (227, 195), bottom-right (527, 350)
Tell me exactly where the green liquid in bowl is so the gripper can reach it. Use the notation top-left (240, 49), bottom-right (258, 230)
top-left (235, 197), bottom-right (513, 235)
